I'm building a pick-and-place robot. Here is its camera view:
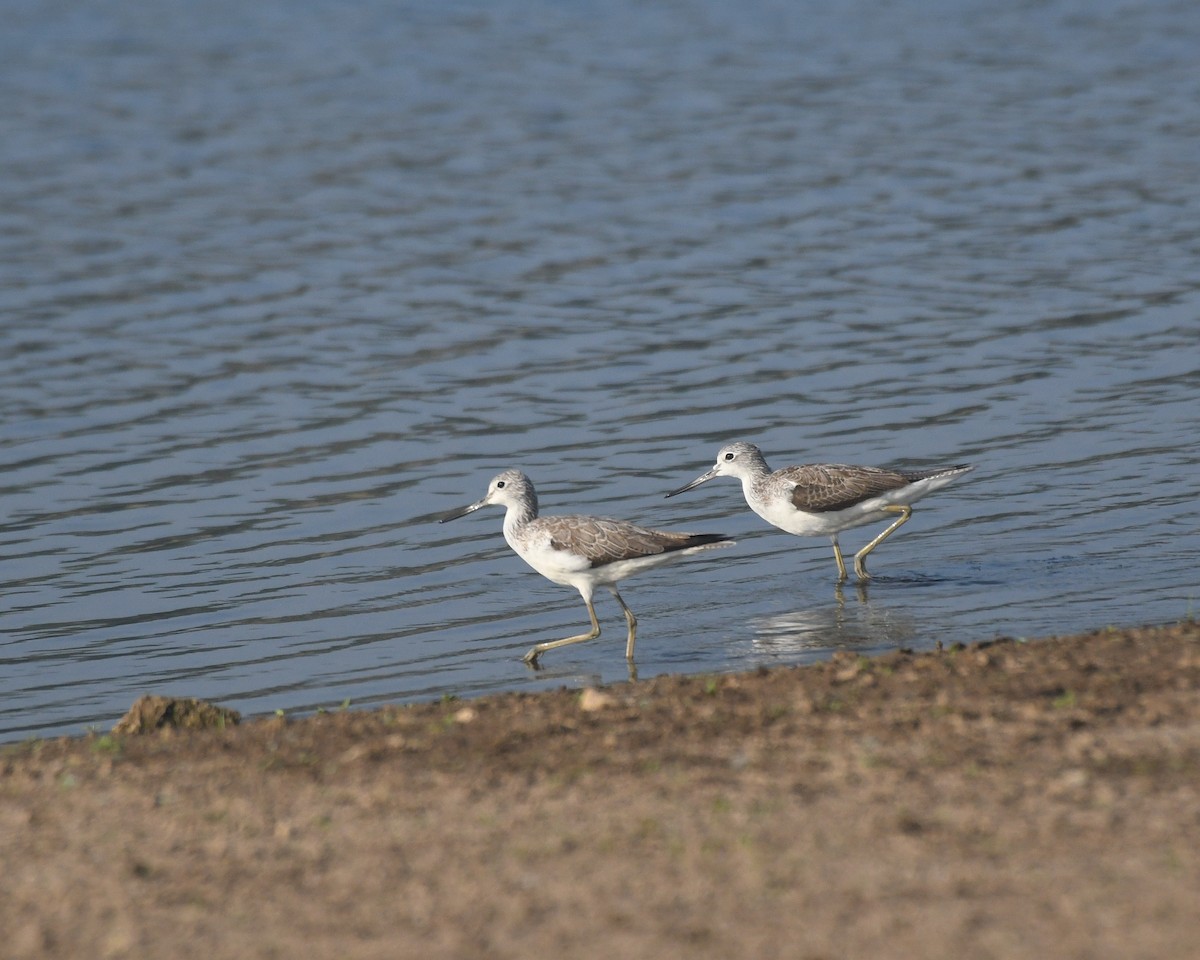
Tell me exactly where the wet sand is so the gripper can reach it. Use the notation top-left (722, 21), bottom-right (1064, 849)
top-left (3, 621), bottom-right (1198, 959)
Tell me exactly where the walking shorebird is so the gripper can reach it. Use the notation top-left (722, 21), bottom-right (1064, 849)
top-left (441, 469), bottom-right (734, 666)
top-left (666, 442), bottom-right (971, 582)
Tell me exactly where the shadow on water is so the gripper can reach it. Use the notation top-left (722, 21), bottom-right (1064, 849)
top-left (751, 582), bottom-right (915, 657)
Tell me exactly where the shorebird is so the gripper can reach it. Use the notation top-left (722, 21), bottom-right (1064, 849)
top-left (441, 469), bottom-right (734, 666)
top-left (666, 442), bottom-right (972, 582)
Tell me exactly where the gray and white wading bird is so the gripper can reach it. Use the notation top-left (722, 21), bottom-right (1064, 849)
top-left (441, 469), bottom-right (734, 666)
top-left (666, 442), bottom-right (972, 582)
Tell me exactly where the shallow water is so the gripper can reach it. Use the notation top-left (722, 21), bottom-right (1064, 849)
top-left (2, 0), bottom-right (1198, 740)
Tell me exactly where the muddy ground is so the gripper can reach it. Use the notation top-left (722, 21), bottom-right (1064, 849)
top-left (2, 622), bottom-right (1198, 959)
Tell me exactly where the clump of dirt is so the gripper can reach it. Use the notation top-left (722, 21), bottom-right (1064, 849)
top-left (112, 695), bottom-right (241, 735)
top-left (2, 622), bottom-right (1198, 960)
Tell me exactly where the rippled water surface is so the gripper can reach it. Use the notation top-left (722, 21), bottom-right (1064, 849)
top-left (2, 0), bottom-right (1198, 740)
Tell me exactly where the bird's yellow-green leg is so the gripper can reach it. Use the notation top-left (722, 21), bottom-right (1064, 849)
top-left (853, 505), bottom-right (912, 580)
top-left (609, 587), bottom-right (638, 660)
top-left (830, 535), bottom-right (849, 582)
top-left (523, 597), bottom-right (601, 666)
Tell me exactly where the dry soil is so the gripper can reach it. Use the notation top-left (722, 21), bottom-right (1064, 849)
top-left (2, 622), bottom-right (1198, 959)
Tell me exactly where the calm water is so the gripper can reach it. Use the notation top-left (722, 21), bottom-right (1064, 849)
top-left (2, 0), bottom-right (1197, 741)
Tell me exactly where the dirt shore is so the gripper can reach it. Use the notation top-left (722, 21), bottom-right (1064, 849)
top-left (2, 622), bottom-right (1198, 959)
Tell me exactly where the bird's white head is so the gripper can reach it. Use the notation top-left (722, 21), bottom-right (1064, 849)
top-left (440, 469), bottom-right (537, 522)
top-left (666, 441), bottom-right (767, 497)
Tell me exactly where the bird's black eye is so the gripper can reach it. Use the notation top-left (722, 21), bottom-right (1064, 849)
top-left (496, 480), bottom-right (506, 488)
top-left (724, 452), bottom-right (735, 461)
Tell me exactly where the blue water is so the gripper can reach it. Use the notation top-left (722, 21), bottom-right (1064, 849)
top-left (2, 0), bottom-right (1197, 740)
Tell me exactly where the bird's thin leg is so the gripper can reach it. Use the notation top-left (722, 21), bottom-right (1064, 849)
top-left (830, 535), bottom-right (848, 583)
top-left (522, 597), bottom-right (601, 666)
top-left (853, 505), bottom-right (912, 580)
top-left (607, 586), bottom-right (638, 661)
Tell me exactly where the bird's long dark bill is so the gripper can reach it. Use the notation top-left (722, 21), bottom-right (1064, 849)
top-left (439, 500), bottom-right (484, 523)
top-left (665, 471), bottom-right (715, 498)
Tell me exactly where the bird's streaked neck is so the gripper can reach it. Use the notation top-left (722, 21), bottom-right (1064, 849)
top-left (737, 450), bottom-right (772, 488)
top-left (502, 492), bottom-right (539, 538)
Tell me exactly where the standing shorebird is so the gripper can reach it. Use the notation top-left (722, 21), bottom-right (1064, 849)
top-left (441, 469), bottom-right (734, 666)
top-left (666, 442), bottom-right (972, 582)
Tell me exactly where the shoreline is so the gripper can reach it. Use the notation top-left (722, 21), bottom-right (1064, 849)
top-left (3, 621), bottom-right (1198, 959)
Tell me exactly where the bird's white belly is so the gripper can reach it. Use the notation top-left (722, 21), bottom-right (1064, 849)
top-left (753, 497), bottom-right (895, 537)
top-left (515, 539), bottom-right (700, 588)
top-left (508, 534), bottom-right (591, 587)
